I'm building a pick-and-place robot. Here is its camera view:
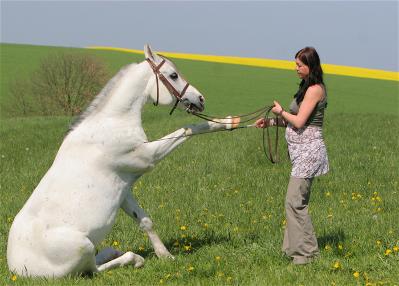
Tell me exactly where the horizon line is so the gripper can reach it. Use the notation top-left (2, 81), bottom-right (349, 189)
top-left (87, 46), bottom-right (398, 82)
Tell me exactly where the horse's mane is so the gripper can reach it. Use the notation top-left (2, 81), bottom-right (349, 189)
top-left (67, 63), bottom-right (137, 133)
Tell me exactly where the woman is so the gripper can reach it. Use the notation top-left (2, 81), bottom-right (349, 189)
top-left (256, 47), bottom-right (329, 265)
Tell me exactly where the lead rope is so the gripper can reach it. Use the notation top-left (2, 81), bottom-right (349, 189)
top-left (191, 104), bottom-right (281, 164)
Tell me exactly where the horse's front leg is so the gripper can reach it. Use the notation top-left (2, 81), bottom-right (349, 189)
top-left (135, 117), bottom-right (240, 165)
top-left (121, 192), bottom-right (173, 259)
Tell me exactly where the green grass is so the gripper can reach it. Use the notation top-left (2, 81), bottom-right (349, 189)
top-left (0, 44), bottom-right (398, 285)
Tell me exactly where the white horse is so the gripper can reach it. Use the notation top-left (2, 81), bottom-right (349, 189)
top-left (7, 45), bottom-right (239, 278)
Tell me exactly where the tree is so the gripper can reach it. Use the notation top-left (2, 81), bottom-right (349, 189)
top-left (10, 52), bottom-right (109, 117)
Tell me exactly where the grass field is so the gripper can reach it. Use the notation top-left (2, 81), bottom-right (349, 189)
top-left (0, 43), bottom-right (398, 285)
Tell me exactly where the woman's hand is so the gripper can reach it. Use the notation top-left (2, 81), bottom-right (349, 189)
top-left (271, 101), bottom-right (283, 116)
top-left (255, 118), bottom-right (273, 128)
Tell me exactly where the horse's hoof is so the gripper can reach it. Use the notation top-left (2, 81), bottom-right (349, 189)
top-left (156, 252), bottom-right (175, 260)
top-left (123, 252), bottom-right (144, 268)
top-left (134, 255), bottom-right (145, 268)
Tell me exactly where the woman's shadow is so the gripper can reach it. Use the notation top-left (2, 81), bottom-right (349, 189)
top-left (317, 229), bottom-right (346, 250)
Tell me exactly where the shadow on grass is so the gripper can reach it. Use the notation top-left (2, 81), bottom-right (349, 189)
top-left (137, 230), bottom-right (256, 258)
top-left (317, 229), bottom-right (346, 249)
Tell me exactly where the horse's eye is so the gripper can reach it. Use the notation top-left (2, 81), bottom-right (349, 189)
top-left (169, 72), bottom-right (178, 80)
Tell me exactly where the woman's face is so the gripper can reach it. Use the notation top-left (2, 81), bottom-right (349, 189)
top-left (295, 58), bottom-right (310, 79)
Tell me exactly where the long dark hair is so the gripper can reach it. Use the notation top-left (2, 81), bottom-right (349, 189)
top-left (294, 47), bottom-right (324, 104)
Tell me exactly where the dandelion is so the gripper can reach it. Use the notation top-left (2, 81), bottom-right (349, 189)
top-left (112, 240), bottom-right (119, 247)
top-left (376, 240), bottom-right (381, 246)
top-left (215, 256), bottom-right (221, 262)
top-left (187, 265), bottom-right (194, 272)
top-left (183, 245), bottom-right (192, 252)
top-left (333, 261), bottom-right (341, 270)
top-left (384, 249), bottom-right (392, 256)
top-left (138, 245), bottom-right (145, 251)
top-left (324, 244), bottom-right (332, 251)
top-left (159, 278), bottom-right (164, 284)
top-left (180, 225), bottom-right (187, 231)
top-left (325, 191), bottom-right (331, 197)
top-left (353, 271), bottom-right (360, 278)
top-left (11, 274), bottom-right (17, 282)
top-left (203, 223), bottom-right (209, 229)
top-left (393, 245), bottom-right (399, 252)
top-left (337, 244), bottom-right (343, 250)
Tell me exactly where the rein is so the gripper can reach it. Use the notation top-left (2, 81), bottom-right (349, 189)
top-left (191, 105), bottom-right (280, 163)
top-left (145, 58), bottom-right (280, 163)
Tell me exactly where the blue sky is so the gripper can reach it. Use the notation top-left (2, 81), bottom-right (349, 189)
top-left (1, 1), bottom-right (398, 71)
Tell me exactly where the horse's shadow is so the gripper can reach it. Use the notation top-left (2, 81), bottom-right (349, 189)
top-left (137, 230), bottom-right (245, 259)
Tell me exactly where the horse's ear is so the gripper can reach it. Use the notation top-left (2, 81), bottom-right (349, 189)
top-left (144, 44), bottom-right (162, 63)
top-left (144, 44), bottom-right (154, 60)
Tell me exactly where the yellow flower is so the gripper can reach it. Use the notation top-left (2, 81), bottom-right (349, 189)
top-left (11, 275), bottom-right (17, 281)
top-left (112, 240), bottom-right (119, 247)
top-left (324, 244), bottom-right (332, 251)
top-left (138, 245), bottom-right (145, 251)
top-left (215, 256), bottom-right (221, 262)
top-left (217, 271), bottom-right (224, 277)
top-left (325, 191), bottom-right (331, 197)
top-left (338, 244), bottom-right (343, 250)
top-left (159, 278), bottom-right (164, 284)
top-left (333, 261), bottom-right (341, 270)
top-left (180, 225), bottom-right (187, 231)
top-left (384, 249), bottom-right (392, 256)
top-left (376, 240), bottom-right (381, 246)
top-left (203, 223), bottom-right (209, 229)
top-left (353, 271), bottom-right (360, 278)
top-left (187, 265), bottom-right (194, 272)
top-left (183, 245), bottom-right (192, 251)
top-left (393, 245), bottom-right (399, 252)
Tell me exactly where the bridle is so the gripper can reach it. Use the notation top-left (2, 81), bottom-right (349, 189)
top-left (146, 57), bottom-right (280, 164)
top-left (146, 57), bottom-right (190, 115)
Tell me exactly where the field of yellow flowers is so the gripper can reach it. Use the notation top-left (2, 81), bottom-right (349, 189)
top-left (1, 44), bottom-right (398, 285)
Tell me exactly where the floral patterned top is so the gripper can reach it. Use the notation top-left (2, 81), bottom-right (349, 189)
top-left (285, 93), bottom-right (329, 178)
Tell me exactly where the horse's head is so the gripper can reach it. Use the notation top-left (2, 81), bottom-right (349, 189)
top-left (144, 44), bottom-right (205, 113)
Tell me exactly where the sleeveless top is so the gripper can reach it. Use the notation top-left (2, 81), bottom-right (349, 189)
top-left (289, 85), bottom-right (327, 127)
top-left (285, 84), bottom-right (329, 178)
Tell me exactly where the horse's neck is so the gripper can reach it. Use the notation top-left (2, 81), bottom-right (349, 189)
top-left (101, 61), bottom-right (151, 121)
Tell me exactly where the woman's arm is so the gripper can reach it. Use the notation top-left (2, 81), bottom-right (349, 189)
top-left (273, 85), bottom-right (323, 129)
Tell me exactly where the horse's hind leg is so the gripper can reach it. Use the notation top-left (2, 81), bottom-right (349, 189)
top-left (95, 248), bottom-right (144, 272)
top-left (121, 192), bottom-right (174, 259)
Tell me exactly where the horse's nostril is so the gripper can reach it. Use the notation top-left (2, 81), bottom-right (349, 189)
top-left (199, 96), bottom-right (204, 103)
